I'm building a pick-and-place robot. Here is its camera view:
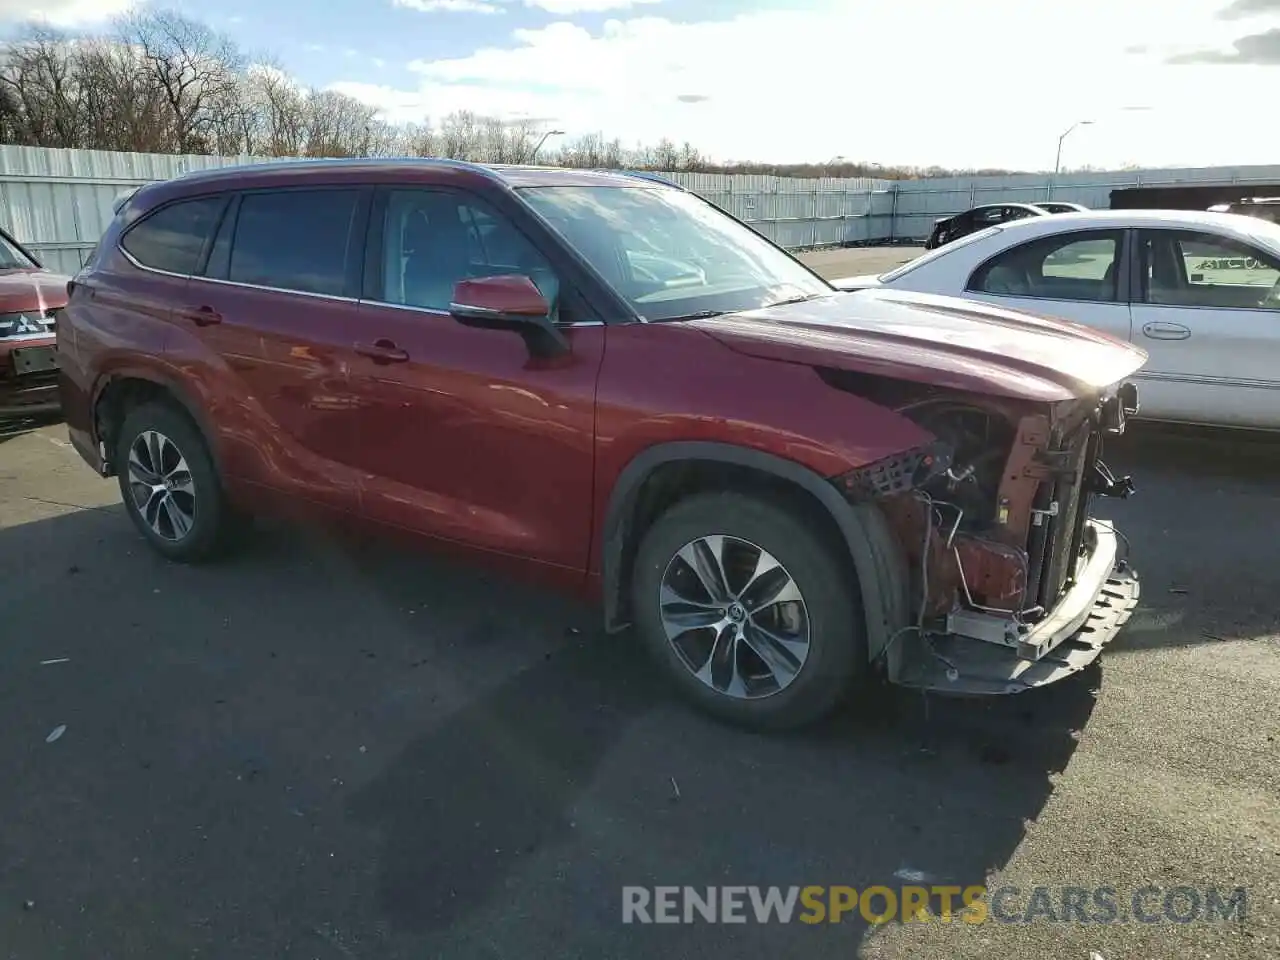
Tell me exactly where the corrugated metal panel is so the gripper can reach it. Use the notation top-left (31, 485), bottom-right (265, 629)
top-left (0, 145), bottom-right (892, 260)
top-left (890, 161), bottom-right (1280, 240)
top-left (11, 144), bottom-right (1279, 255)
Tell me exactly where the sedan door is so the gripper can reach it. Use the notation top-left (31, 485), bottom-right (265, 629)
top-left (348, 186), bottom-right (604, 581)
top-left (1130, 228), bottom-right (1280, 428)
top-left (962, 228), bottom-right (1133, 344)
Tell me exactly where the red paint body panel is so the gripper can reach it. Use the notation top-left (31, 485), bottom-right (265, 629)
top-left (0, 267), bottom-right (70, 416)
top-left (350, 302), bottom-right (602, 576)
top-left (165, 279), bottom-right (367, 518)
top-left (590, 321), bottom-right (938, 572)
top-left (693, 288), bottom-right (1147, 403)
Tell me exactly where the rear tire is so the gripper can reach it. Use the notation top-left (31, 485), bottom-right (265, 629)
top-left (115, 400), bottom-right (236, 563)
top-left (631, 492), bottom-right (865, 731)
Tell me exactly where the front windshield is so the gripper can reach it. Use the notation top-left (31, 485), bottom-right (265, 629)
top-left (518, 185), bottom-right (831, 321)
top-left (0, 233), bottom-right (36, 270)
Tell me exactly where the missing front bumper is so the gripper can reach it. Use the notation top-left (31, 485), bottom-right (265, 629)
top-left (894, 520), bottom-right (1140, 695)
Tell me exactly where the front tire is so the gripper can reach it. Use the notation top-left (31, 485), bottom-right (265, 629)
top-left (631, 492), bottom-right (865, 731)
top-left (115, 400), bottom-right (235, 562)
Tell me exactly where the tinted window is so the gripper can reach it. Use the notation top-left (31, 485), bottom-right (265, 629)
top-left (122, 197), bottom-right (223, 275)
top-left (377, 190), bottom-right (560, 314)
top-left (203, 198), bottom-right (236, 280)
top-left (969, 230), bottom-right (1122, 302)
top-left (229, 190), bottom-right (359, 296)
top-left (1141, 230), bottom-right (1280, 309)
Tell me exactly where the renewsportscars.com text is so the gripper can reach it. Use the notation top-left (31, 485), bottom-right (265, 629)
top-left (621, 885), bottom-right (1247, 925)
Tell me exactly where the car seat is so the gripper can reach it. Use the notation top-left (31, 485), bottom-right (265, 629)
top-left (402, 197), bottom-right (474, 310)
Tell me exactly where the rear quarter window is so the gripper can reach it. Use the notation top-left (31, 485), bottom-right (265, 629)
top-left (120, 196), bottom-right (225, 275)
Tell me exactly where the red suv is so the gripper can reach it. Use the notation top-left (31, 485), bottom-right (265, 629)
top-left (59, 159), bottom-right (1147, 729)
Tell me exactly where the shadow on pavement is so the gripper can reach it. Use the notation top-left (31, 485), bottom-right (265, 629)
top-left (0, 503), bottom-right (1098, 958)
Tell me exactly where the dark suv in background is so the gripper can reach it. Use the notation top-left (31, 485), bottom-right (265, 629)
top-left (59, 159), bottom-right (1145, 730)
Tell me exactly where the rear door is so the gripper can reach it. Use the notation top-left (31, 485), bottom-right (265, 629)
top-left (173, 186), bottom-right (370, 516)
top-left (1130, 228), bottom-right (1280, 428)
top-left (964, 228), bottom-right (1133, 342)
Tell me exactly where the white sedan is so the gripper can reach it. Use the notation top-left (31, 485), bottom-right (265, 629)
top-left (833, 210), bottom-right (1280, 431)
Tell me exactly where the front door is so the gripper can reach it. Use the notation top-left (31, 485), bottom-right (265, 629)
top-left (1131, 228), bottom-right (1280, 428)
top-left (349, 187), bottom-right (604, 576)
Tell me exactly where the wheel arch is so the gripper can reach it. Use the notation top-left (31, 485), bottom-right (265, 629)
top-left (600, 441), bottom-right (910, 664)
top-left (92, 368), bottom-right (220, 477)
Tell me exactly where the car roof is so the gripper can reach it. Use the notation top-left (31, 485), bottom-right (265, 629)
top-left (161, 157), bottom-right (667, 190)
top-left (973, 207), bottom-right (1279, 234)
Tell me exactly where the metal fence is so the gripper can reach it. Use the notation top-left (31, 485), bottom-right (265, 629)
top-left (0, 145), bottom-right (897, 275)
top-left (5, 144), bottom-right (1280, 270)
top-left (889, 162), bottom-right (1280, 242)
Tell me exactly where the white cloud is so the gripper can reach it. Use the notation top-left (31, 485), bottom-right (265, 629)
top-left (524, 0), bottom-right (660, 11)
top-left (342, 0), bottom-right (1280, 169)
top-left (0, 0), bottom-right (135, 26)
top-left (392, 0), bottom-right (502, 12)
top-left (392, 0), bottom-right (660, 13)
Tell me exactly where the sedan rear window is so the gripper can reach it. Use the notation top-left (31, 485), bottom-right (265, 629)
top-left (880, 225), bottom-right (1003, 282)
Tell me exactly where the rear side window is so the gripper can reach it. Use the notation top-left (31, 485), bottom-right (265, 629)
top-left (228, 190), bottom-right (359, 297)
top-left (121, 196), bottom-right (224, 275)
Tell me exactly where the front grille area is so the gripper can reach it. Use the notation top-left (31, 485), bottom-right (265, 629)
top-left (1028, 425), bottom-right (1096, 612)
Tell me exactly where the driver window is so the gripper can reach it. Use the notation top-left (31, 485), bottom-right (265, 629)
top-left (378, 190), bottom-right (560, 315)
top-left (1141, 230), bottom-right (1280, 309)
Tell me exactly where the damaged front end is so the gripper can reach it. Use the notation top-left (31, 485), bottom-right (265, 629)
top-left (831, 380), bottom-right (1142, 695)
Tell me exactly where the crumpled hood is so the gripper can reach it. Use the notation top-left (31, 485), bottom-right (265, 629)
top-left (687, 288), bottom-right (1148, 403)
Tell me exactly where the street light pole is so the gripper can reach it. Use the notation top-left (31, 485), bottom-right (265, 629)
top-left (1049, 120), bottom-right (1093, 200)
top-left (529, 129), bottom-right (565, 164)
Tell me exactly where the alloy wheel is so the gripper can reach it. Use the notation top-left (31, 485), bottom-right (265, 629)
top-left (658, 535), bottom-right (811, 700)
top-left (126, 429), bottom-right (197, 542)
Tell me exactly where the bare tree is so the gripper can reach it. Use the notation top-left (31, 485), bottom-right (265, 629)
top-left (0, 10), bottom-right (1023, 178)
top-left (119, 10), bottom-right (244, 154)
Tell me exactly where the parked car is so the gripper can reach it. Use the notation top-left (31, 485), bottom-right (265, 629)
top-left (0, 226), bottom-right (71, 420)
top-left (1034, 201), bottom-right (1089, 214)
top-left (923, 202), bottom-right (1049, 249)
top-left (1206, 197), bottom-right (1280, 225)
top-left (834, 209), bottom-right (1280, 430)
top-left (59, 159), bottom-right (1145, 730)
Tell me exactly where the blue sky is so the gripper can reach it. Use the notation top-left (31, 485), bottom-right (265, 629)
top-left (195, 0), bottom-right (795, 95)
top-left (8, 0), bottom-right (1280, 169)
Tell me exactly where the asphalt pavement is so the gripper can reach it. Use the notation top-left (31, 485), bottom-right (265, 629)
top-left (0, 249), bottom-right (1277, 958)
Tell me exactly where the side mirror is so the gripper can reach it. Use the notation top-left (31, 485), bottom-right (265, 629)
top-left (449, 274), bottom-right (568, 356)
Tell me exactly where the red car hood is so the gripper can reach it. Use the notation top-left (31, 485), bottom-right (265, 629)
top-left (688, 288), bottom-right (1148, 403)
top-left (0, 268), bottom-right (70, 314)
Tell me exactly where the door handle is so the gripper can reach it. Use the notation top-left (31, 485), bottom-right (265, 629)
top-left (354, 338), bottom-right (409, 364)
top-left (1142, 321), bottom-right (1191, 341)
top-left (179, 305), bottom-right (222, 327)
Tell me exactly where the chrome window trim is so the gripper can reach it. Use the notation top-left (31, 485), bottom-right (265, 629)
top-left (120, 243), bottom-right (359, 303)
top-left (120, 249), bottom-right (606, 325)
top-left (369, 297), bottom-right (604, 327)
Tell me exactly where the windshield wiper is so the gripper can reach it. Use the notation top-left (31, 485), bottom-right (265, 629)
top-left (656, 309), bottom-right (728, 322)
